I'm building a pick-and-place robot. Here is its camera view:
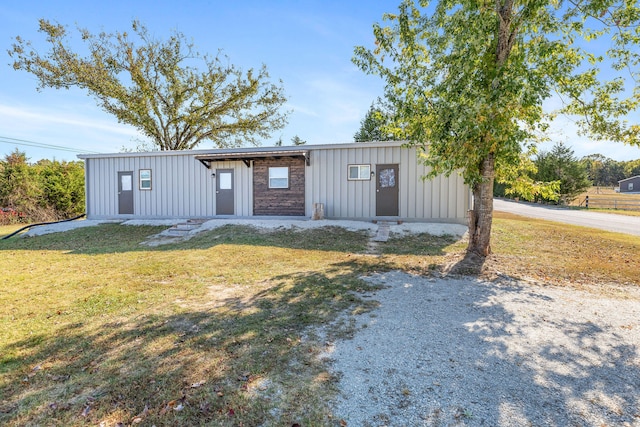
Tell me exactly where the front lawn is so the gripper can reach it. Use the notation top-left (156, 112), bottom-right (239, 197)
top-left (0, 217), bottom-right (637, 426)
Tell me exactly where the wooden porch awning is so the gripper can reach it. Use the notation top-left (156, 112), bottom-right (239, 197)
top-left (194, 150), bottom-right (310, 168)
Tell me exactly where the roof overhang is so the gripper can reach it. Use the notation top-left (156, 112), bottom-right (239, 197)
top-left (194, 150), bottom-right (310, 168)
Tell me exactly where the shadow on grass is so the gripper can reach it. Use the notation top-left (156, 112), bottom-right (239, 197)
top-left (0, 259), bottom-right (392, 426)
top-left (0, 223), bottom-right (460, 257)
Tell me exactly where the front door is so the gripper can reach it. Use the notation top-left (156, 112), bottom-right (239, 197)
top-left (118, 171), bottom-right (134, 215)
top-left (376, 164), bottom-right (399, 216)
top-left (216, 169), bottom-right (234, 215)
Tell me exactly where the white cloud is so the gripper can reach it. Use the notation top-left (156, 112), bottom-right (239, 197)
top-left (0, 102), bottom-right (145, 160)
top-left (0, 103), bottom-right (139, 137)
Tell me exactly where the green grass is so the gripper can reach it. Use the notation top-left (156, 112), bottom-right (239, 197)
top-left (1, 219), bottom-right (638, 426)
top-left (0, 224), bottom-right (410, 426)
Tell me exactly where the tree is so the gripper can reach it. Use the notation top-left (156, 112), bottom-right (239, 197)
top-left (36, 160), bottom-right (85, 217)
top-left (581, 154), bottom-right (608, 186)
top-left (354, 100), bottom-right (401, 142)
top-left (624, 159), bottom-right (640, 177)
top-left (291, 135), bottom-right (307, 146)
top-left (354, 0), bottom-right (640, 256)
top-left (0, 150), bottom-right (43, 220)
top-left (534, 143), bottom-right (591, 203)
top-left (9, 20), bottom-right (288, 151)
top-left (581, 154), bottom-right (626, 186)
top-left (0, 151), bottom-right (86, 222)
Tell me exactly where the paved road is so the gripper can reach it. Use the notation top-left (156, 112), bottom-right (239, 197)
top-left (494, 198), bottom-right (640, 237)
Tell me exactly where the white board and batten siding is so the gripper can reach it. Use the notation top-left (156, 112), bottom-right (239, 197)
top-left (307, 143), bottom-right (469, 223)
top-left (79, 141), bottom-right (471, 223)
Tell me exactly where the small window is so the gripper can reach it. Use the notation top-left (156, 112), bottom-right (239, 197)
top-left (379, 167), bottom-right (396, 188)
top-left (348, 164), bottom-right (371, 180)
top-left (269, 167), bottom-right (289, 188)
top-left (139, 169), bottom-right (152, 190)
top-left (629, 183), bottom-right (634, 191)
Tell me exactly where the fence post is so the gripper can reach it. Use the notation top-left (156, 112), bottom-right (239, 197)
top-left (585, 195), bottom-right (589, 209)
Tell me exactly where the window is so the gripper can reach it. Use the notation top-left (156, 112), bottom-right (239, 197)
top-left (269, 167), bottom-right (289, 188)
top-left (379, 167), bottom-right (396, 188)
top-left (348, 164), bottom-right (371, 180)
top-left (139, 169), bottom-right (152, 190)
top-left (630, 183), bottom-right (634, 191)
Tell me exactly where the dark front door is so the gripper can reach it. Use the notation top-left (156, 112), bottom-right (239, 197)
top-left (216, 169), bottom-right (234, 215)
top-left (118, 171), bottom-right (134, 215)
top-left (376, 164), bottom-right (399, 216)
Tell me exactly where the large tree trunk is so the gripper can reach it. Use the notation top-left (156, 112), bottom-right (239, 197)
top-left (467, 153), bottom-right (495, 256)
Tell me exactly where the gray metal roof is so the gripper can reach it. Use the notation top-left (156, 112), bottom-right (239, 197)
top-left (618, 175), bottom-right (640, 183)
top-left (77, 140), bottom-right (408, 160)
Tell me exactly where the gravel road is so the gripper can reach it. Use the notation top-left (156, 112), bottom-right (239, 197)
top-left (329, 271), bottom-right (640, 426)
top-left (494, 198), bottom-right (640, 236)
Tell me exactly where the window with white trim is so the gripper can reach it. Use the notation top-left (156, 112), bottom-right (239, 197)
top-left (630, 183), bottom-right (634, 191)
top-left (139, 169), bottom-right (152, 190)
top-left (269, 167), bottom-right (289, 188)
top-left (348, 164), bottom-right (371, 180)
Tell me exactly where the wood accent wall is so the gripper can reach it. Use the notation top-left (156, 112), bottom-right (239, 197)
top-left (253, 157), bottom-right (305, 216)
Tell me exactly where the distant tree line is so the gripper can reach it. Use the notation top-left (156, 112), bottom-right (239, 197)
top-left (582, 154), bottom-right (640, 187)
top-left (0, 150), bottom-right (84, 224)
top-left (274, 135), bottom-right (307, 146)
top-left (494, 142), bottom-right (640, 204)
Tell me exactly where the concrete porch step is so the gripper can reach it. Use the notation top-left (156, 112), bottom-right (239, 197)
top-left (163, 219), bottom-right (208, 236)
top-left (372, 221), bottom-right (391, 242)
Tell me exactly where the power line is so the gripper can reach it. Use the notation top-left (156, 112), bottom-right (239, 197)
top-left (0, 135), bottom-right (103, 154)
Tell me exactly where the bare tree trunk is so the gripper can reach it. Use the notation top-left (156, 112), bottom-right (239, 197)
top-left (467, 153), bottom-right (495, 256)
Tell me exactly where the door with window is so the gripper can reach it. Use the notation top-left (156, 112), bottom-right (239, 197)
top-left (216, 169), bottom-right (234, 215)
top-left (118, 171), bottom-right (134, 215)
top-left (376, 164), bottom-right (399, 216)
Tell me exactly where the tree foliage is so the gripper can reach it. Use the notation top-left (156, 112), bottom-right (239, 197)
top-left (354, 0), bottom-right (640, 255)
top-left (9, 20), bottom-right (289, 151)
top-left (581, 153), bottom-right (627, 185)
top-left (291, 135), bottom-right (307, 146)
top-left (354, 100), bottom-right (402, 142)
top-left (36, 159), bottom-right (85, 217)
top-left (624, 158), bottom-right (640, 177)
top-left (0, 150), bottom-right (85, 223)
top-left (534, 143), bottom-right (591, 203)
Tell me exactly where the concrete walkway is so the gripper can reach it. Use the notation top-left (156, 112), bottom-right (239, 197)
top-left (494, 198), bottom-right (640, 237)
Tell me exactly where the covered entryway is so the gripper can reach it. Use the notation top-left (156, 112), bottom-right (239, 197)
top-left (195, 149), bottom-right (310, 217)
top-left (376, 164), bottom-right (399, 216)
top-left (216, 169), bottom-right (234, 215)
top-left (118, 171), bottom-right (134, 215)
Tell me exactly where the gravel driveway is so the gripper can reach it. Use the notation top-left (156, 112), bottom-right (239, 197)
top-left (494, 198), bottom-right (640, 236)
top-left (329, 271), bottom-right (640, 426)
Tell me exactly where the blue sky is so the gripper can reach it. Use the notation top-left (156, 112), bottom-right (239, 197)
top-left (1, 0), bottom-right (639, 163)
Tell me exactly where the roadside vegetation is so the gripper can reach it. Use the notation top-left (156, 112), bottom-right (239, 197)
top-left (0, 150), bottom-right (84, 224)
top-left (1, 216), bottom-right (638, 426)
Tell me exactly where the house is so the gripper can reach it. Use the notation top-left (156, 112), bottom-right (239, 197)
top-left (619, 175), bottom-right (640, 194)
top-left (77, 141), bottom-right (471, 223)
